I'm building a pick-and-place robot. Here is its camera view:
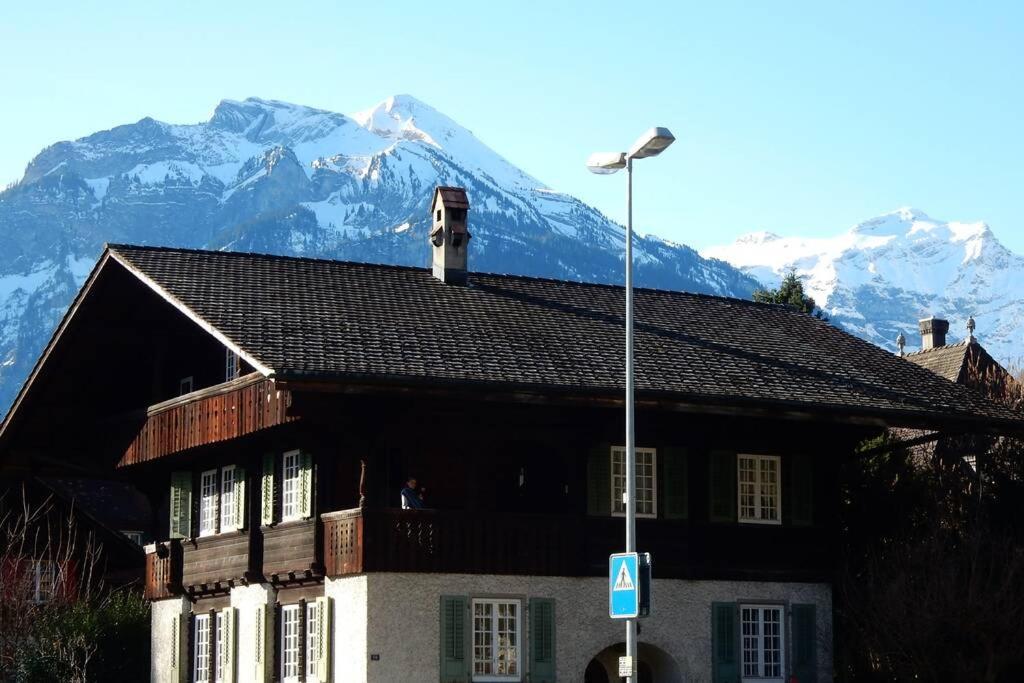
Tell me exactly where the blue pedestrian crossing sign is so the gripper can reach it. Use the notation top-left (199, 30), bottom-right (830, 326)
top-left (609, 553), bottom-right (639, 618)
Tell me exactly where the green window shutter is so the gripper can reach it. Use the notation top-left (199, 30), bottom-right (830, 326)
top-left (711, 602), bottom-right (739, 683)
top-left (169, 471), bottom-right (192, 539)
top-left (529, 598), bottom-right (556, 683)
top-left (708, 451), bottom-right (737, 523)
top-left (439, 595), bottom-right (468, 683)
top-left (662, 447), bottom-right (688, 520)
top-left (314, 596), bottom-right (332, 682)
top-left (586, 443), bottom-right (611, 516)
top-left (234, 466), bottom-right (247, 530)
top-left (792, 603), bottom-right (817, 683)
top-left (261, 454), bottom-right (275, 527)
top-left (789, 455), bottom-right (814, 526)
top-left (299, 452), bottom-right (313, 519)
top-left (220, 607), bottom-right (236, 683)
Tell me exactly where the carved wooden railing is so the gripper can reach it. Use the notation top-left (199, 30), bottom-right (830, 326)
top-left (323, 508), bottom-right (585, 578)
top-left (144, 540), bottom-right (182, 600)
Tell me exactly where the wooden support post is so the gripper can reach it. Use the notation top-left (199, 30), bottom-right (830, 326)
top-left (359, 458), bottom-right (367, 509)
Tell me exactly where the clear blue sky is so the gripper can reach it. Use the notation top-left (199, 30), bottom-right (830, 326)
top-left (2, 1), bottom-right (1022, 252)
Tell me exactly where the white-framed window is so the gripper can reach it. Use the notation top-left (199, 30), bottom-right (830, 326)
top-left (741, 604), bottom-right (785, 680)
top-left (225, 348), bottom-right (239, 382)
top-left (123, 530), bottom-right (144, 545)
top-left (738, 455), bottom-right (781, 524)
top-left (31, 560), bottom-right (56, 604)
top-left (194, 614), bottom-right (212, 683)
top-left (214, 611), bottom-right (226, 683)
top-left (281, 450), bottom-right (302, 522)
top-left (179, 376), bottom-right (194, 395)
top-left (220, 465), bottom-right (238, 531)
top-left (472, 598), bottom-right (521, 681)
top-left (280, 604), bottom-right (301, 682)
top-left (611, 447), bottom-right (657, 518)
top-left (306, 602), bottom-right (318, 679)
top-left (199, 469), bottom-right (219, 537)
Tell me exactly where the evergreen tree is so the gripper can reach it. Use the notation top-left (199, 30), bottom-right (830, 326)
top-left (752, 269), bottom-right (829, 320)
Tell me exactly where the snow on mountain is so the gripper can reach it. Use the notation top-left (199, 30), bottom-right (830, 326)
top-left (703, 208), bottom-right (1024, 364)
top-left (0, 95), bottom-right (759, 418)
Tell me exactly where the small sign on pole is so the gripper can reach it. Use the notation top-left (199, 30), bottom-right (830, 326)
top-left (618, 656), bottom-right (634, 678)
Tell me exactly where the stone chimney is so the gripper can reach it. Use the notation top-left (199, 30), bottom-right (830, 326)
top-left (429, 186), bottom-right (471, 284)
top-left (918, 317), bottom-right (949, 350)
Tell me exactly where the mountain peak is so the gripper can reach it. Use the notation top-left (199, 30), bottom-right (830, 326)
top-left (349, 94), bottom-right (459, 147)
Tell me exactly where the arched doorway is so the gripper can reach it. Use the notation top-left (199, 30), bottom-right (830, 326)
top-left (586, 642), bottom-right (683, 683)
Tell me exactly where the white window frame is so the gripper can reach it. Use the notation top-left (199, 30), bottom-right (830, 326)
top-left (220, 465), bottom-right (238, 532)
top-left (280, 603), bottom-right (302, 683)
top-left (199, 469), bottom-right (219, 537)
top-left (305, 602), bottom-right (318, 679)
top-left (32, 559), bottom-right (56, 604)
top-left (281, 450), bottom-right (302, 522)
top-left (471, 598), bottom-right (522, 682)
top-left (214, 611), bottom-right (226, 683)
top-left (611, 446), bottom-right (658, 519)
top-left (740, 604), bottom-right (785, 681)
top-left (737, 454), bottom-right (782, 525)
top-left (225, 348), bottom-right (239, 382)
top-left (194, 613), bottom-right (212, 683)
top-left (122, 530), bottom-right (144, 545)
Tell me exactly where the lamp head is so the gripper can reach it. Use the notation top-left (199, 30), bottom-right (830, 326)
top-left (628, 127), bottom-right (675, 159)
top-left (586, 151), bottom-right (627, 175)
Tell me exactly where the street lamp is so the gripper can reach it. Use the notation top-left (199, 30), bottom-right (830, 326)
top-left (587, 126), bottom-right (675, 683)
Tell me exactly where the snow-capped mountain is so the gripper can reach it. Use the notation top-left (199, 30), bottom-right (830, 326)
top-left (703, 208), bottom-right (1024, 364)
top-left (0, 95), bottom-right (759, 417)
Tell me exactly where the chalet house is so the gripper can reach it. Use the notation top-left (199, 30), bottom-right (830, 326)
top-left (0, 187), bottom-right (1018, 683)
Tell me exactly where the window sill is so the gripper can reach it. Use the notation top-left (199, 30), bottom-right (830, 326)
top-left (737, 518), bottom-right (782, 526)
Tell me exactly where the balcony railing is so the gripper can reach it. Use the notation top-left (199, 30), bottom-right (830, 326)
top-left (144, 540), bottom-right (182, 600)
top-left (322, 508), bottom-right (833, 581)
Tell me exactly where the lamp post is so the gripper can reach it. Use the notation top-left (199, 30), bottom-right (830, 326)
top-left (587, 127), bottom-right (675, 683)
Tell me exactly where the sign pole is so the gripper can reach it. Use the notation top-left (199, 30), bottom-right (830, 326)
top-left (624, 156), bottom-right (637, 683)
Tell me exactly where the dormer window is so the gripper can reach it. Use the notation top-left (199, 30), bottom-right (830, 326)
top-left (179, 376), bottom-right (194, 395)
top-left (225, 348), bottom-right (239, 382)
top-left (436, 209), bottom-right (442, 221)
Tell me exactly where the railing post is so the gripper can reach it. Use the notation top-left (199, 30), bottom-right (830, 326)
top-left (358, 459), bottom-right (367, 509)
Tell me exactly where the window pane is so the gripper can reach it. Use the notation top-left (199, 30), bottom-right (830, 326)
top-left (220, 467), bottom-right (236, 530)
top-left (281, 605), bottom-right (300, 679)
top-left (760, 458), bottom-right (779, 522)
top-left (474, 601), bottom-right (493, 675)
top-left (306, 603), bottom-right (318, 677)
top-left (282, 453), bottom-right (300, 520)
top-left (195, 615), bottom-right (210, 683)
top-left (214, 612), bottom-right (224, 683)
top-left (741, 606), bottom-right (759, 677)
top-left (611, 448), bottom-right (626, 514)
top-left (472, 599), bottom-right (520, 679)
top-left (200, 470), bottom-right (218, 536)
top-left (738, 457), bottom-right (757, 520)
top-left (612, 448), bottom-right (656, 516)
top-left (763, 607), bottom-right (783, 678)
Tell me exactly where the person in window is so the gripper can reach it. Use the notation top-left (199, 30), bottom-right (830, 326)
top-left (400, 477), bottom-right (427, 510)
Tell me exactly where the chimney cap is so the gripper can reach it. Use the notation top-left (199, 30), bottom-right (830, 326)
top-left (431, 186), bottom-right (470, 212)
top-left (918, 316), bottom-right (950, 332)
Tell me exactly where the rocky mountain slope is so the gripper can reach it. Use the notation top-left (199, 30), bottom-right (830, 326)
top-left (703, 208), bottom-right (1024, 364)
top-left (0, 95), bottom-right (759, 417)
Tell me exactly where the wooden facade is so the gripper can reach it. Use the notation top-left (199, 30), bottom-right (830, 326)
top-left (120, 375), bottom-right (293, 467)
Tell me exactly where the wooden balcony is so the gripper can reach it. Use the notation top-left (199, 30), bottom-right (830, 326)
top-left (181, 530), bottom-right (255, 594)
top-left (262, 518), bottom-right (321, 583)
top-left (119, 374), bottom-right (295, 467)
top-left (144, 540), bottom-right (182, 600)
top-left (323, 508), bottom-right (834, 581)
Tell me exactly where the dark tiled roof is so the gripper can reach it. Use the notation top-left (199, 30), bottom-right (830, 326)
top-left (108, 245), bottom-right (1021, 429)
top-left (905, 342), bottom-right (971, 382)
top-left (433, 186), bottom-right (470, 210)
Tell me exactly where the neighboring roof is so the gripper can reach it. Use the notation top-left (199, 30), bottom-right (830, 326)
top-left (432, 186), bottom-right (470, 211)
top-left (905, 341), bottom-right (972, 382)
top-left (41, 478), bottom-right (153, 533)
top-left (83, 244), bottom-right (1022, 432)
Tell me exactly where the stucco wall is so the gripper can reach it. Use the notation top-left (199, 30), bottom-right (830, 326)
top-left (326, 574), bottom-right (369, 683)
top-left (364, 574), bottom-right (833, 683)
top-left (150, 596), bottom-right (189, 683)
top-left (231, 583), bottom-right (276, 683)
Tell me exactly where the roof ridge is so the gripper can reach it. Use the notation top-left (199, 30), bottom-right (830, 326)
top-left (905, 340), bottom-right (970, 357)
top-left (105, 242), bottom-right (797, 311)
